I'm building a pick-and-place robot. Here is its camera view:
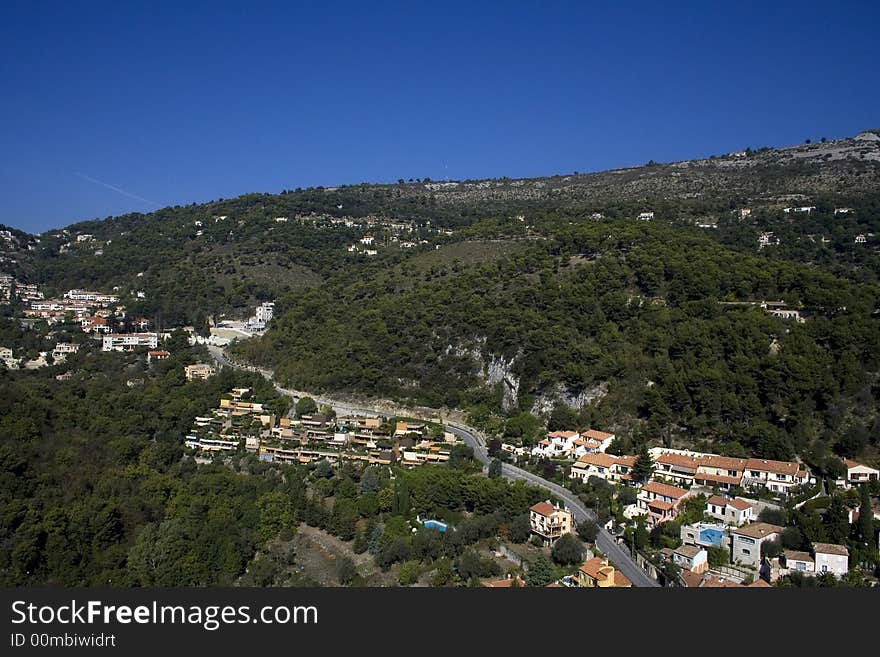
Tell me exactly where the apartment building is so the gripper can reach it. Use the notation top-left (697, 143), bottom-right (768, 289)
top-left (101, 333), bottom-right (159, 351)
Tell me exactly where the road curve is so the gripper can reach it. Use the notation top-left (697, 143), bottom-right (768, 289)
top-left (208, 346), bottom-right (659, 587)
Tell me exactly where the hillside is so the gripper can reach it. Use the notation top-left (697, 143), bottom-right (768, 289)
top-left (3, 130), bottom-right (880, 467)
top-left (234, 219), bottom-right (880, 468)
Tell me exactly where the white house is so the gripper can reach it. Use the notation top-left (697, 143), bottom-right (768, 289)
top-left (637, 211), bottom-right (654, 221)
top-left (102, 333), bottom-right (159, 352)
top-left (813, 543), bottom-right (848, 577)
top-left (570, 452), bottom-right (618, 483)
top-left (741, 458), bottom-right (810, 494)
top-left (580, 429), bottom-right (615, 453)
top-left (782, 550), bottom-right (814, 574)
top-left (531, 431), bottom-right (579, 458)
top-left (706, 495), bottom-right (755, 526)
top-left (840, 459), bottom-right (879, 488)
top-left (671, 545), bottom-right (708, 573)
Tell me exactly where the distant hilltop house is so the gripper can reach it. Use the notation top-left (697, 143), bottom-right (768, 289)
top-left (758, 232), bottom-right (779, 249)
top-left (783, 206), bottom-right (816, 214)
top-left (64, 289), bottom-right (119, 304)
top-left (637, 211), bottom-right (654, 221)
top-left (185, 363), bottom-right (216, 381)
top-left (765, 308), bottom-right (805, 323)
top-left (147, 350), bottom-right (170, 363)
top-left (834, 207), bottom-right (854, 215)
top-left (854, 234), bottom-right (867, 244)
top-left (739, 208), bottom-right (752, 219)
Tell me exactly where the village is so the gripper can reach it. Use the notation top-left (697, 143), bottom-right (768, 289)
top-left (2, 276), bottom-right (879, 589)
top-left (488, 425), bottom-right (880, 587)
top-left (184, 385), bottom-right (459, 469)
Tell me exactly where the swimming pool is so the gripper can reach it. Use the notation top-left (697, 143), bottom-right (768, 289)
top-left (422, 519), bottom-right (448, 532)
top-left (699, 527), bottom-right (724, 546)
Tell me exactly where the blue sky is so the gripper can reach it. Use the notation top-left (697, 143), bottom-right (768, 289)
top-left (1, 0), bottom-right (878, 233)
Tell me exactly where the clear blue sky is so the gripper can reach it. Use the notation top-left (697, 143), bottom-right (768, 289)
top-left (1, 0), bottom-right (878, 233)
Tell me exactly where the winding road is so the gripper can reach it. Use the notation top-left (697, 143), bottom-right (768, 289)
top-left (208, 345), bottom-right (660, 587)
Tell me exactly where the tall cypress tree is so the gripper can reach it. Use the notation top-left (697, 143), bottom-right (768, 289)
top-left (632, 444), bottom-right (654, 484)
top-left (858, 484), bottom-right (874, 545)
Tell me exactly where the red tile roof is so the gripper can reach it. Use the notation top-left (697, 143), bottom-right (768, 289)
top-left (575, 452), bottom-right (617, 468)
top-left (581, 429), bottom-right (614, 441)
top-left (744, 458), bottom-right (800, 476)
top-left (530, 502), bottom-right (556, 517)
top-left (697, 455), bottom-right (748, 470)
top-left (641, 481), bottom-right (690, 500)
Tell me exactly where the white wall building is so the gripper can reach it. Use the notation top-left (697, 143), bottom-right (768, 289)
top-left (102, 333), bottom-right (159, 352)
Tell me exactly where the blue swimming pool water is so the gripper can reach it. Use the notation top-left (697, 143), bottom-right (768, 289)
top-left (423, 520), bottom-right (448, 532)
top-left (699, 527), bottom-right (724, 546)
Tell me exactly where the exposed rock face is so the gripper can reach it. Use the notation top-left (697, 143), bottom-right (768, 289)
top-left (443, 339), bottom-right (520, 411)
top-left (483, 353), bottom-right (520, 412)
top-left (443, 338), bottom-right (611, 414)
top-left (530, 382), bottom-right (609, 414)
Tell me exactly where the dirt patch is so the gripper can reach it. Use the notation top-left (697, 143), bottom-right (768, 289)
top-left (294, 524), bottom-right (397, 586)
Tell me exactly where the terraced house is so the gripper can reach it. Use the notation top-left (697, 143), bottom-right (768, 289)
top-left (637, 481), bottom-right (691, 525)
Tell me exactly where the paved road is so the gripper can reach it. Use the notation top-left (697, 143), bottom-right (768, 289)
top-left (208, 346), bottom-right (659, 587)
top-left (444, 425), bottom-right (659, 588)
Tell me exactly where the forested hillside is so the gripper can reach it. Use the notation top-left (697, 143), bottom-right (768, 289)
top-left (235, 219), bottom-right (880, 468)
top-left (3, 129), bottom-right (880, 469)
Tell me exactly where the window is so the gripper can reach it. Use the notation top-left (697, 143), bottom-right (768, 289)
top-left (821, 565), bottom-right (828, 573)
top-left (742, 549), bottom-right (751, 555)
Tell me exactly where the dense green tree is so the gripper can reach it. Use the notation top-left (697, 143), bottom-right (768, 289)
top-left (525, 554), bottom-right (556, 587)
top-left (551, 534), bottom-right (585, 565)
top-left (295, 397), bottom-right (318, 417)
top-left (576, 520), bottom-right (599, 543)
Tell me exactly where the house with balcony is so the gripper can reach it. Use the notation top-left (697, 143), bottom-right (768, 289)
top-left (741, 458), bottom-right (810, 494)
top-left (579, 429), bottom-right (615, 453)
top-left (653, 452), bottom-right (702, 486)
top-left (531, 431), bottom-right (578, 458)
top-left (839, 459), bottom-right (879, 489)
top-left (637, 481), bottom-right (691, 525)
top-left (185, 363), bottom-right (216, 380)
top-left (101, 333), bottom-right (159, 352)
top-left (529, 501), bottom-right (573, 546)
top-left (693, 455), bottom-right (747, 491)
top-left (570, 452), bottom-right (618, 483)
